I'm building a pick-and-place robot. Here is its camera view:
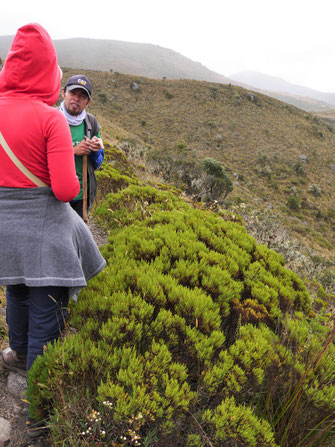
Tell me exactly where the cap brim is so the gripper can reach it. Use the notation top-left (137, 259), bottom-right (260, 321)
top-left (66, 84), bottom-right (91, 98)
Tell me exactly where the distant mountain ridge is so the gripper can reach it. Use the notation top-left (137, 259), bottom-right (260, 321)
top-left (229, 71), bottom-right (335, 106)
top-left (0, 35), bottom-right (334, 111)
top-left (0, 35), bottom-right (232, 84)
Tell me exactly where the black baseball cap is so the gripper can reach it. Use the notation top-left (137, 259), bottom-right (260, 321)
top-left (64, 75), bottom-right (92, 98)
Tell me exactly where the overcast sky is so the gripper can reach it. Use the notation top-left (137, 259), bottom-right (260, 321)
top-left (2, 0), bottom-right (335, 92)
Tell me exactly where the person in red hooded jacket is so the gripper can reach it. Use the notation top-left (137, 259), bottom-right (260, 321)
top-left (0, 23), bottom-right (106, 438)
top-left (0, 26), bottom-right (79, 197)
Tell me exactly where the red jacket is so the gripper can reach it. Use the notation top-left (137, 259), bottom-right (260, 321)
top-left (0, 23), bottom-right (79, 202)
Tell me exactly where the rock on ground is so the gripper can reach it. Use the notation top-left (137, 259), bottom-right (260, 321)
top-left (0, 415), bottom-right (11, 444)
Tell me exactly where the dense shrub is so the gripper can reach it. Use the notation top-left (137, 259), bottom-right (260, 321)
top-left (287, 195), bottom-right (300, 210)
top-left (202, 157), bottom-right (234, 201)
top-left (308, 183), bottom-right (322, 197)
top-left (27, 182), bottom-right (335, 446)
top-left (146, 152), bottom-right (234, 202)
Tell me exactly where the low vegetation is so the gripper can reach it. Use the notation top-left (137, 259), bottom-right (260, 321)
top-left (25, 155), bottom-right (335, 446)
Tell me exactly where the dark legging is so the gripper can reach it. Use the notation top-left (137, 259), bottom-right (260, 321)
top-left (70, 199), bottom-right (84, 219)
top-left (6, 284), bottom-right (69, 371)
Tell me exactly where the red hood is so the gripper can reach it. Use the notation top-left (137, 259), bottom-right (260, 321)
top-left (0, 23), bottom-right (61, 105)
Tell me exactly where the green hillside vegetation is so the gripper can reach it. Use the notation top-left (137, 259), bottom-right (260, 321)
top-left (60, 68), bottom-right (335, 288)
top-left (1, 67), bottom-right (335, 445)
top-left (20, 145), bottom-right (335, 446)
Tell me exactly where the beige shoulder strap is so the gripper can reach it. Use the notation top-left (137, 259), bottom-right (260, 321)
top-left (0, 132), bottom-right (48, 187)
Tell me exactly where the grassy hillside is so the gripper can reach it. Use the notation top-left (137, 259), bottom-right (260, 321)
top-left (24, 147), bottom-right (335, 447)
top-left (61, 67), bottom-right (335, 288)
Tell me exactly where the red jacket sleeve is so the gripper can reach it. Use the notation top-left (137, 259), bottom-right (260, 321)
top-left (45, 110), bottom-right (80, 202)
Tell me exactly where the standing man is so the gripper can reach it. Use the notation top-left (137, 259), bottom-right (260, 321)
top-left (60, 75), bottom-right (104, 219)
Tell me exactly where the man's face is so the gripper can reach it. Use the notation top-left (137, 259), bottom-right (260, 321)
top-left (62, 88), bottom-right (91, 116)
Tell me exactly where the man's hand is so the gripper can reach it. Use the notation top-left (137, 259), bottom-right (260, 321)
top-left (85, 136), bottom-right (104, 152)
top-left (73, 137), bottom-right (103, 156)
top-left (73, 139), bottom-right (91, 156)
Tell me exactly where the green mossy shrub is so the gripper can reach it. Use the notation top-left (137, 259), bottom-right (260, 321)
top-left (27, 183), bottom-right (335, 447)
top-left (202, 396), bottom-right (277, 446)
top-left (287, 195), bottom-right (300, 210)
top-left (186, 434), bottom-right (202, 447)
top-left (94, 184), bottom-right (187, 233)
top-left (95, 164), bottom-right (135, 198)
top-left (95, 143), bottom-right (138, 200)
top-left (102, 143), bottom-right (135, 178)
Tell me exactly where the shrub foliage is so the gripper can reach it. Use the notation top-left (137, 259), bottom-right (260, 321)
top-left (27, 153), bottom-right (335, 447)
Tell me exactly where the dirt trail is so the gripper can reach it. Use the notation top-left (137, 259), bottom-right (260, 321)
top-left (0, 219), bottom-right (108, 446)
